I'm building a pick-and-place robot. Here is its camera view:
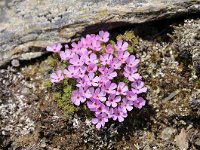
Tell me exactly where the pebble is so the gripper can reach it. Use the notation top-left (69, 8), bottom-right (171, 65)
top-left (2, 130), bottom-right (6, 135)
top-left (194, 133), bottom-right (200, 149)
top-left (11, 59), bottom-right (20, 67)
top-left (21, 87), bottom-right (30, 96)
top-left (161, 127), bottom-right (176, 141)
top-left (40, 139), bottom-right (47, 148)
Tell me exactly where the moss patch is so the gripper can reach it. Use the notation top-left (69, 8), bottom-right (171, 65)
top-left (117, 31), bottom-right (139, 54)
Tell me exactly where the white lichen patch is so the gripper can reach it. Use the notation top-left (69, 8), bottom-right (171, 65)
top-left (0, 68), bottom-right (36, 137)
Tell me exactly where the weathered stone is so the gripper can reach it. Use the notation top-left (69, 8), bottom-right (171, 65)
top-left (160, 127), bottom-right (176, 141)
top-left (175, 128), bottom-right (189, 150)
top-left (0, 0), bottom-right (200, 66)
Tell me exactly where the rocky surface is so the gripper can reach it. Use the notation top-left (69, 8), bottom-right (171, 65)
top-left (1, 0), bottom-right (200, 66)
top-left (0, 17), bottom-right (200, 149)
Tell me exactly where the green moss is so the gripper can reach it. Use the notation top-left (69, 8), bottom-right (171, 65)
top-left (123, 77), bottom-right (130, 84)
top-left (53, 83), bottom-right (78, 120)
top-left (116, 35), bottom-right (123, 41)
top-left (43, 79), bottom-right (53, 88)
top-left (127, 46), bottom-right (136, 53)
top-left (116, 31), bottom-right (139, 54)
top-left (63, 105), bottom-right (78, 120)
top-left (56, 84), bottom-right (93, 120)
top-left (124, 31), bottom-right (139, 45)
top-left (44, 53), bottom-right (80, 121)
top-left (53, 92), bottom-right (62, 101)
top-left (63, 78), bottom-right (69, 85)
top-left (109, 40), bottom-right (115, 46)
top-left (195, 79), bottom-right (200, 89)
top-left (62, 85), bottom-right (72, 103)
top-left (47, 54), bottom-right (59, 67)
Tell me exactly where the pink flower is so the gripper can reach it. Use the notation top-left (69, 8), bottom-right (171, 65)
top-left (47, 43), bottom-right (62, 53)
top-left (116, 82), bottom-right (128, 95)
top-left (126, 91), bottom-right (137, 101)
top-left (114, 40), bottom-right (128, 51)
top-left (96, 31), bottom-right (110, 43)
top-left (131, 80), bottom-right (147, 94)
top-left (123, 66), bottom-right (140, 82)
top-left (86, 34), bottom-right (96, 40)
top-left (79, 86), bottom-right (92, 98)
top-left (110, 58), bottom-right (122, 69)
top-left (104, 107), bottom-right (113, 119)
top-left (69, 54), bottom-right (84, 66)
top-left (78, 66), bottom-right (87, 78)
top-left (98, 66), bottom-right (107, 74)
top-left (71, 90), bottom-right (86, 106)
top-left (91, 40), bottom-right (101, 51)
top-left (98, 75), bottom-right (109, 87)
top-left (126, 55), bottom-right (140, 68)
top-left (65, 44), bottom-right (69, 49)
top-left (105, 44), bottom-right (114, 54)
top-left (71, 41), bottom-right (82, 54)
top-left (47, 31), bottom-right (147, 129)
top-left (84, 73), bottom-right (99, 86)
top-left (50, 70), bottom-right (64, 83)
top-left (64, 65), bottom-right (79, 78)
top-left (80, 37), bottom-right (89, 48)
top-left (87, 99), bottom-right (101, 112)
top-left (84, 53), bottom-right (98, 65)
top-left (133, 97), bottom-right (146, 109)
top-left (95, 103), bottom-right (106, 115)
top-left (84, 34), bottom-right (96, 47)
top-left (92, 113), bottom-right (108, 129)
top-left (104, 68), bottom-right (117, 80)
top-left (106, 95), bottom-right (121, 107)
top-left (87, 63), bottom-right (98, 73)
top-left (103, 81), bottom-right (117, 94)
top-left (121, 98), bottom-right (133, 112)
top-left (117, 51), bottom-right (130, 63)
top-left (59, 49), bottom-right (74, 61)
top-left (76, 79), bottom-right (86, 88)
top-left (80, 47), bottom-right (88, 55)
top-left (100, 53), bottom-right (113, 65)
top-left (112, 107), bottom-right (127, 122)
top-left (90, 88), bottom-right (106, 102)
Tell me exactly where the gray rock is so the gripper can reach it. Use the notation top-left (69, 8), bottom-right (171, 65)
top-left (161, 127), bottom-right (176, 141)
top-left (0, 0), bottom-right (200, 66)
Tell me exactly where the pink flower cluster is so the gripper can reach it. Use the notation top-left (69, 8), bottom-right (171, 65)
top-left (47, 31), bottom-right (147, 129)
